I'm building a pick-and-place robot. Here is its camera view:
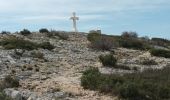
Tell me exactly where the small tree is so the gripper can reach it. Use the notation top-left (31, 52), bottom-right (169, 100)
top-left (20, 29), bottom-right (31, 36)
top-left (121, 31), bottom-right (138, 38)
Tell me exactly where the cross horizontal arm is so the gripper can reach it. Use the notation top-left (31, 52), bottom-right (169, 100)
top-left (70, 17), bottom-right (79, 20)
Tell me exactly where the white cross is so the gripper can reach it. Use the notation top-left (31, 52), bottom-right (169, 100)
top-left (70, 12), bottom-right (79, 33)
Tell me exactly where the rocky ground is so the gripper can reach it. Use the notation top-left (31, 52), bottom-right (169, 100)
top-left (0, 32), bottom-right (170, 100)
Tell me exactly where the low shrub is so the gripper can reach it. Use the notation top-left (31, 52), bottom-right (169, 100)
top-left (0, 36), bottom-right (55, 50)
top-left (150, 49), bottom-right (170, 58)
top-left (87, 32), bottom-right (101, 42)
top-left (81, 67), bottom-right (170, 100)
top-left (20, 29), bottom-right (31, 36)
top-left (0, 91), bottom-right (12, 100)
top-left (114, 65), bottom-right (131, 70)
top-left (99, 54), bottom-right (117, 67)
top-left (39, 28), bottom-right (49, 33)
top-left (0, 36), bottom-right (38, 50)
top-left (1, 31), bottom-right (10, 34)
top-left (0, 75), bottom-right (19, 89)
top-left (39, 42), bottom-right (55, 50)
top-left (31, 51), bottom-right (44, 59)
top-left (119, 38), bottom-right (147, 50)
top-left (141, 59), bottom-right (158, 65)
top-left (57, 33), bottom-right (69, 40)
top-left (50, 31), bottom-right (69, 40)
top-left (0, 75), bottom-right (19, 100)
top-left (35, 68), bottom-right (40, 72)
top-left (151, 38), bottom-right (170, 47)
top-left (27, 67), bottom-right (33, 70)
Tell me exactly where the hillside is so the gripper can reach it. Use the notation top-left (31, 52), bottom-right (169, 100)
top-left (0, 31), bottom-right (170, 100)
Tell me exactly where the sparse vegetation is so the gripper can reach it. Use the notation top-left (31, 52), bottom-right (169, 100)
top-left (39, 28), bottom-right (49, 33)
top-left (0, 36), bottom-right (54, 50)
top-left (81, 67), bottom-right (170, 100)
top-left (20, 29), bottom-right (31, 36)
top-left (150, 48), bottom-right (170, 58)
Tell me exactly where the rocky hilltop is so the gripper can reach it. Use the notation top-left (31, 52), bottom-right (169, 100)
top-left (0, 31), bottom-right (170, 100)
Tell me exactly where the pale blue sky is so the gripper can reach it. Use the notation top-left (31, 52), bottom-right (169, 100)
top-left (0, 0), bottom-right (170, 38)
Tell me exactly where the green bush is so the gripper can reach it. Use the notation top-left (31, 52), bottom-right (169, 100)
top-left (39, 42), bottom-right (55, 50)
top-left (20, 29), bottom-right (31, 36)
top-left (150, 49), bottom-right (170, 58)
top-left (99, 54), bottom-right (117, 67)
top-left (81, 67), bottom-right (170, 100)
top-left (81, 67), bottom-right (101, 90)
top-left (39, 28), bottom-right (49, 33)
